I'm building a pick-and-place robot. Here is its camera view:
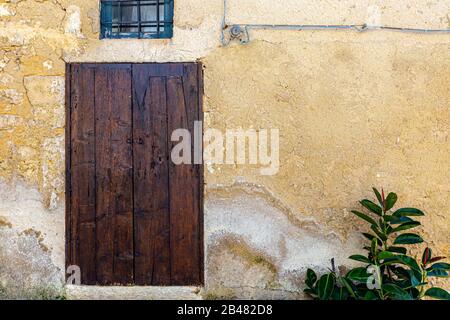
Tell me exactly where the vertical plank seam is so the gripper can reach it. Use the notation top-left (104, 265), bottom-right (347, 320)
top-left (93, 66), bottom-right (98, 284)
top-left (75, 65), bottom-right (81, 274)
top-left (164, 76), bottom-right (172, 285)
top-left (148, 76), bottom-right (156, 285)
top-left (65, 63), bottom-right (72, 278)
top-left (109, 67), bottom-right (116, 283)
top-left (131, 65), bottom-right (135, 284)
top-left (197, 62), bottom-right (205, 285)
top-left (180, 73), bottom-right (200, 284)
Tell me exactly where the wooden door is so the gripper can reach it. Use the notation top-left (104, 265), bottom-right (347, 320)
top-left (66, 63), bottom-right (204, 286)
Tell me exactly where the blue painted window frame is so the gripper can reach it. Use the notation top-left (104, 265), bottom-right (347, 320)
top-left (100, 0), bottom-right (174, 39)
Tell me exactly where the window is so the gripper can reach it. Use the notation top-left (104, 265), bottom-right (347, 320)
top-left (100, 0), bottom-right (174, 39)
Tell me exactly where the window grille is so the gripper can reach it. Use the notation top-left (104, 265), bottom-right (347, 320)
top-left (100, 0), bottom-right (174, 39)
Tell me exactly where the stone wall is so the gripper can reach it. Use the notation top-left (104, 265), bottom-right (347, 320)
top-left (0, 0), bottom-right (449, 299)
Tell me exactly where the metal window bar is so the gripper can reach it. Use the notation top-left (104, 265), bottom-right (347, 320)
top-left (100, 0), bottom-right (173, 39)
top-left (156, 0), bottom-right (160, 36)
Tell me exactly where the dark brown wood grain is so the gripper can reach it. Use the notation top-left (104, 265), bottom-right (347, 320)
top-left (110, 65), bottom-right (134, 284)
top-left (94, 65), bottom-right (113, 284)
top-left (94, 64), bottom-right (134, 285)
top-left (70, 64), bottom-right (97, 284)
top-left (197, 63), bottom-right (205, 284)
top-left (67, 63), bottom-right (203, 286)
top-left (65, 63), bottom-right (72, 275)
top-left (133, 68), bottom-right (171, 285)
top-left (167, 75), bottom-right (201, 285)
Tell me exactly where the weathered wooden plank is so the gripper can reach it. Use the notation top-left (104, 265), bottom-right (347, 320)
top-left (196, 63), bottom-right (205, 284)
top-left (133, 66), bottom-right (171, 285)
top-left (182, 63), bottom-right (203, 284)
top-left (65, 63), bottom-right (72, 276)
top-left (95, 65), bottom-right (114, 284)
top-left (167, 75), bottom-right (201, 285)
top-left (110, 65), bottom-right (134, 284)
top-left (70, 64), bottom-right (97, 284)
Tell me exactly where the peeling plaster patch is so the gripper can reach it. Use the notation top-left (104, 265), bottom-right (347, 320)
top-left (23, 76), bottom-right (64, 107)
top-left (0, 89), bottom-right (24, 105)
top-left (87, 8), bottom-right (100, 34)
top-left (0, 73), bottom-right (13, 85)
top-left (0, 227), bottom-right (63, 299)
top-left (64, 5), bottom-right (83, 38)
top-left (23, 75), bottom-right (65, 128)
top-left (0, 216), bottom-right (12, 228)
top-left (0, 178), bottom-right (65, 291)
top-left (0, 115), bottom-right (24, 130)
top-left (0, 56), bottom-right (9, 71)
top-left (204, 187), bottom-right (364, 299)
top-left (0, 4), bottom-right (14, 17)
top-left (42, 136), bottom-right (65, 209)
top-left (68, 16), bottom-right (219, 62)
top-left (43, 60), bottom-right (53, 70)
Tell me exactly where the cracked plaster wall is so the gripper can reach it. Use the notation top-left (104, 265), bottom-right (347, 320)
top-left (0, 0), bottom-right (449, 299)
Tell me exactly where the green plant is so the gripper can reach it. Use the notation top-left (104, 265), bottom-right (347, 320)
top-left (304, 188), bottom-right (450, 300)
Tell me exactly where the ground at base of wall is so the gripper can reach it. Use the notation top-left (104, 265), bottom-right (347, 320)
top-left (65, 285), bottom-right (202, 300)
top-left (64, 285), bottom-right (304, 300)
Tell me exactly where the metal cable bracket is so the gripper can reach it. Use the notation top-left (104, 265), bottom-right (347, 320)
top-left (220, 0), bottom-right (450, 46)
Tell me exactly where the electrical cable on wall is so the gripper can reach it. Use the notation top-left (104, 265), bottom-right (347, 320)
top-left (220, 0), bottom-right (450, 46)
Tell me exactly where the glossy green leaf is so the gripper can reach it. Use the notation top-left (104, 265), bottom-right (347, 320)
top-left (371, 225), bottom-right (387, 241)
top-left (389, 221), bottom-right (421, 234)
top-left (394, 233), bottom-right (423, 245)
top-left (382, 284), bottom-right (413, 300)
top-left (362, 233), bottom-right (382, 246)
top-left (372, 188), bottom-right (383, 207)
top-left (430, 262), bottom-right (450, 271)
top-left (378, 251), bottom-right (395, 260)
top-left (381, 257), bottom-right (401, 266)
top-left (317, 274), bottom-right (335, 300)
top-left (351, 210), bottom-right (378, 226)
top-left (424, 287), bottom-right (450, 300)
top-left (340, 277), bottom-right (357, 299)
top-left (395, 255), bottom-right (421, 273)
top-left (410, 287), bottom-right (421, 299)
top-left (422, 247), bottom-right (432, 265)
top-left (363, 290), bottom-right (379, 300)
top-left (391, 266), bottom-right (410, 279)
top-left (387, 246), bottom-right (407, 254)
top-left (386, 216), bottom-right (413, 225)
top-left (305, 268), bottom-right (317, 288)
top-left (360, 199), bottom-right (382, 216)
top-left (346, 267), bottom-right (370, 283)
top-left (392, 208), bottom-right (425, 217)
top-left (407, 270), bottom-right (421, 288)
top-left (349, 255), bottom-right (371, 263)
top-left (385, 193), bottom-right (398, 211)
top-left (427, 269), bottom-right (449, 278)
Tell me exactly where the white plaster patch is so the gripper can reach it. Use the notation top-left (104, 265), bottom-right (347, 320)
top-left (0, 4), bottom-right (14, 17)
top-left (43, 60), bottom-right (53, 70)
top-left (0, 74), bottom-right (13, 85)
top-left (23, 76), bottom-right (64, 107)
top-left (0, 89), bottom-right (24, 105)
top-left (0, 179), bottom-right (65, 279)
top-left (23, 76), bottom-right (65, 128)
top-left (0, 115), bottom-right (24, 130)
top-left (205, 191), bottom-right (364, 293)
top-left (42, 136), bottom-right (65, 210)
top-left (64, 5), bottom-right (83, 37)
